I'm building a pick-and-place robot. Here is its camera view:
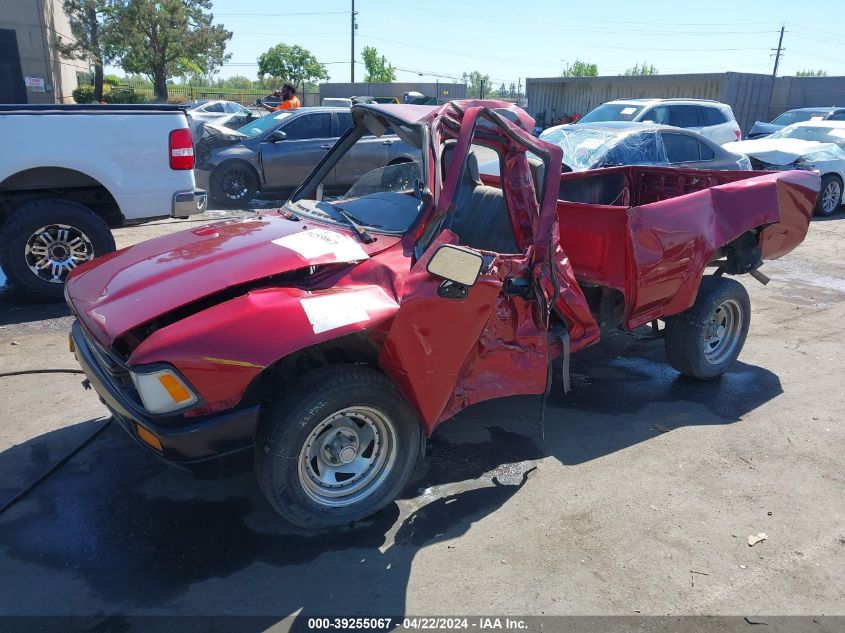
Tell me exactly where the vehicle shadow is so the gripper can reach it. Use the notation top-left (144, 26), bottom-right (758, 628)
top-left (0, 328), bottom-right (782, 628)
top-left (0, 288), bottom-right (71, 327)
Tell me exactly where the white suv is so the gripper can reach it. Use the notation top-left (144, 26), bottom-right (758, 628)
top-left (577, 99), bottom-right (742, 145)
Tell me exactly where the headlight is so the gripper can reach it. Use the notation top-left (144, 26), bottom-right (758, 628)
top-left (130, 367), bottom-right (198, 414)
top-left (737, 155), bottom-right (752, 170)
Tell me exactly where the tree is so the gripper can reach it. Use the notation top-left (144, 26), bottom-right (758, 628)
top-left (795, 69), bottom-right (829, 77)
top-left (561, 60), bottom-right (598, 77)
top-left (217, 75), bottom-right (254, 90)
top-left (58, 0), bottom-right (118, 101)
top-left (462, 71), bottom-right (491, 98)
top-left (497, 83), bottom-right (508, 98)
top-left (257, 43), bottom-right (329, 90)
top-left (112, 0), bottom-right (232, 102)
top-left (362, 46), bottom-right (396, 83)
top-left (624, 62), bottom-right (658, 76)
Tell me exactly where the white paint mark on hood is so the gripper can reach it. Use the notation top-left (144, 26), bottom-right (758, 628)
top-left (272, 228), bottom-right (369, 262)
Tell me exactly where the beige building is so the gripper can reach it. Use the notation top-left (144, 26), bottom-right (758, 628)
top-left (0, 0), bottom-right (87, 103)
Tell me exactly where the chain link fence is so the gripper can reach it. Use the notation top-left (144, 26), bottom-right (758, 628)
top-left (75, 80), bottom-right (320, 106)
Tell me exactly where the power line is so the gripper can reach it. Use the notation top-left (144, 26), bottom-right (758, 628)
top-left (216, 11), bottom-right (348, 17)
top-left (356, 33), bottom-right (562, 70)
top-left (789, 22), bottom-right (845, 39)
top-left (399, 5), bottom-right (784, 28)
top-left (787, 30), bottom-right (845, 47)
top-left (789, 49), bottom-right (845, 65)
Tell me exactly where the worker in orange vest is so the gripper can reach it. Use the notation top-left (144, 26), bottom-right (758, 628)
top-left (260, 82), bottom-right (300, 112)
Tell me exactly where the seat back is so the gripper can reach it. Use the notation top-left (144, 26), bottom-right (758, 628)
top-left (441, 143), bottom-right (519, 253)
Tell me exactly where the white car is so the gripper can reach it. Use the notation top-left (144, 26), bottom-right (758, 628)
top-left (724, 120), bottom-right (845, 216)
top-left (577, 98), bottom-right (742, 146)
top-left (183, 99), bottom-right (258, 138)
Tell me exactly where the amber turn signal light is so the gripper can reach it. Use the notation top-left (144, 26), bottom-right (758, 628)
top-left (135, 424), bottom-right (163, 452)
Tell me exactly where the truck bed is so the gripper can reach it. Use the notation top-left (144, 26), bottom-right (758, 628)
top-left (555, 165), bottom-right (819, 329)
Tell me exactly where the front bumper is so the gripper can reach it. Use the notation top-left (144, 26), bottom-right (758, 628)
top-left (171, 188), bottom-right (207, 219)
top-left (71, 321), bottom-right (258, 472)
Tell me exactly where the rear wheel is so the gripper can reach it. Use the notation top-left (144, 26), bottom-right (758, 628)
top-left (664, 276), bottom-right (751, 379)
top-left (0, 198), bottom-right (115, 301)
top-left (815, 174), bottom-right (842, 217)
top-left (209, 162), bottom-right (258, 208)
top-left (255, 366), bottom-right (425, 529)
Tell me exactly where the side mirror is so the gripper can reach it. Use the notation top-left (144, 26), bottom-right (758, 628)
top-left (268, 130), bottom-right (287, 142)
top-left (426, 244), bottom-right (483, 287)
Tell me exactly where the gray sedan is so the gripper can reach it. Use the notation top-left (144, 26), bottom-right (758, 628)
top-left (538, 121), bottom-right (750, 172)
top-left (195, 107), bottom-right (417, 207)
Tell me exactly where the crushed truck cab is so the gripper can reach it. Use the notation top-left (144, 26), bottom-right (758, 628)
top-left (65, 100), bottom-right (818, 528)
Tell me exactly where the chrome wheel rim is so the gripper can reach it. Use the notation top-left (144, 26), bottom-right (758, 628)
top-left (821, 180), bottom-right (841, 214)
top-left (298, 406), bottom-right (397, 508)
top-left (220, 167), bottom-right (251, 201)
top-left (24, 224), bottom-right (95, 284)
top-left (703, 299), bottom-right (743, 365)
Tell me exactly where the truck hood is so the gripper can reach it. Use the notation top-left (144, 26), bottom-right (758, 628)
top-left (199, 122), bottom-right (247, 140)
top-left (722, 138), bottom-right (834, 166)
top-left (66, 214), bottom-right (397, 344)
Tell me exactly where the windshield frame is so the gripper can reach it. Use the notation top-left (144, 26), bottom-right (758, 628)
top-left (286, 107), bottom-right (430, 236)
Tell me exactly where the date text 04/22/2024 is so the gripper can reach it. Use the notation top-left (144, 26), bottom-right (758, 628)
top-left (306, 617), bottom-right (529, 630)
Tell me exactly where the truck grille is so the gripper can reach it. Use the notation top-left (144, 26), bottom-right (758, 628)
top-left (79, 327), bottom-right (142, 405)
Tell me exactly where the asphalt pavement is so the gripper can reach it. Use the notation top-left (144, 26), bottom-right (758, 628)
top-left (0, 208), bottom-right (843, 627)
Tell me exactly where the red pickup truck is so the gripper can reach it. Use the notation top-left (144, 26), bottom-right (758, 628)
top-left (66, 100), bottom-right (818, 528)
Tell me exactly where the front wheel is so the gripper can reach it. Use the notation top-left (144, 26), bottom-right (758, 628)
top-left (209, 162), bottom-right (259, 208)
top-left (664, 276), bottom-right (751, 380)
top-left (815, 174), bottom-right (842, 217)
top-left (255, 366), bottom-right (425, 529)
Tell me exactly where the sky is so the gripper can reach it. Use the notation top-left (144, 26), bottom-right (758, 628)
top-left (187, 0), bottom-right (845, 86)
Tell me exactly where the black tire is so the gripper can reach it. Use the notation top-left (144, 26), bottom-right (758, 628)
top-left (664, 276), bottom-right (751, 380)
top-left (0, 198), bottom-right (115, 301)
top-left (255, 365), bottom-right (425, 529)
top-left (814, 174), bottom-right (842, 217)
top-left (209, 161), bottom-right (259, 208)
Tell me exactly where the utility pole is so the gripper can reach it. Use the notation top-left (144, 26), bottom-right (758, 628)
top-left (351, 0), bottom-right (357, 82)
top-left (767, 24), bottom-right (785, 122)
top-left (771, 24), bottom-right (785, 80)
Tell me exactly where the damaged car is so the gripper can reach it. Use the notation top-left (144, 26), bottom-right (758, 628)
top-left (746, 106), bottom-right (845, 139)
top-left (195, 107), bottom-right (417, 207)
top-left (65, 100), bottom-right (818, 528)
top-left (529, 122), bottom-right (749, 171)
top-left (724, 120), bottom-right (845, 216)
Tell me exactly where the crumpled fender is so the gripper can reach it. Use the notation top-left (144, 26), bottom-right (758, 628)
top-left (129, 283), bottom-right (400, 413)
top-left (626, 169), bottom-right (818, 327)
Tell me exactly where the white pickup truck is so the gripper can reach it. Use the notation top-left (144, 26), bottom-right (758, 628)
top-left (0, 104), bottom-right (207, 300)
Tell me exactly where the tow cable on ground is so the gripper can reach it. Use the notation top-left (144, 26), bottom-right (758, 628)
top-left (0, 369), bottom-right (112, 516)
top-left (0, 368), bottom-right (84, 378)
